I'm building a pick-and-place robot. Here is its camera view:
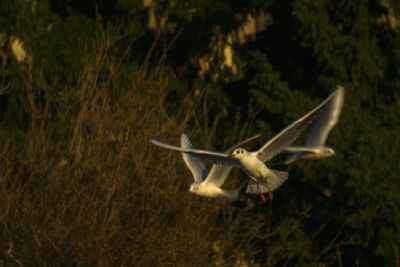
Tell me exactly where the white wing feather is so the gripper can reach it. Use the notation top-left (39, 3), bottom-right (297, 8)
top-left (180, 133), bottom-right (208, 183)
top-left (304, 85), bottom-right (344, 146)
top-left (255, 87), bottom-right (341, 162)
top-left (149, 139), bottom-right (240, 166)
top-left (283, 146), bottom-right (320, 153)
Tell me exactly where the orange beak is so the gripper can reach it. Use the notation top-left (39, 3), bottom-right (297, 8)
top-left (228, 154), bottom-right (235, 158)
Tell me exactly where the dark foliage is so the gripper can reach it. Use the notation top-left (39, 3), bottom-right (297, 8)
top-left (0, 0), bottom-right (399, 266)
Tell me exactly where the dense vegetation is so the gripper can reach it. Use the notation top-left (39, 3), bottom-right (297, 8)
top-left (0, 0), bottom-right (399, 265)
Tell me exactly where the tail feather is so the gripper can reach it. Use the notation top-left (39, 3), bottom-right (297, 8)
top-left (246, 169), bottom-right (289, 194)
top-left (271, 170), bottom-right (289, 190)
top-left (218, 189), bottom-right (239, 201)
top-left (246, 181), bottom-right (265, 194)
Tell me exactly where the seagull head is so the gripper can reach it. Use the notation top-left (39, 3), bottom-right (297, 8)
top-left (229, 148), bottom-right (248, 159)
top-left (323, 147), bottom-right (336, 157)
top-left (188, 183), bottom-right (200, 193)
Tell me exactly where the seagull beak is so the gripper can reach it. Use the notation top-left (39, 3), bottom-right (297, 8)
top-left (228, 154), bottom-right (235, 158)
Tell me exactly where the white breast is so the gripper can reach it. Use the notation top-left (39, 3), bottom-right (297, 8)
top-left (195, 183), bottom-right (224, 198)
top-left (239, 153), bottom-right (271, 180)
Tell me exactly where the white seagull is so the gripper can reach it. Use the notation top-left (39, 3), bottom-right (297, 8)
top-left (150, 88), bottom-right (340, 202)
top-left (181, 133), bottom-right (260, 201)
top-left (283, 85), bottom-right (345, 164)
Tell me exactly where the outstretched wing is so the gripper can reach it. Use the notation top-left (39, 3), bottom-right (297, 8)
top-left (180, 133), bottom-right (208, 183)
top-left (283, 152), bottom-right (301, 165)
top-left (283, 146), bottom-right (319, 153)
top-left (255, 87), bottom-right (341, 162)
top-left (304, 85), bottom-right (344, 146)
top-left (149, 139), bottom-right (240, 167)
top-left (206, 133), bottom-right (261, 187)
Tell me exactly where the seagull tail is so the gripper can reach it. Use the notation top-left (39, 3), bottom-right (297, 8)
top-left (219, 189), bottom-right (239, 201)
top-left (270, 169), bottom-right (289, 190)
top-left (246, 182), bottom-right (263, 194)
top-left (245, 170), bottom-right (289, 194)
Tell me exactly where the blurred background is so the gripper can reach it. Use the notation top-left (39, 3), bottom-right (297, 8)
top-left (0, 0), bottom-right (399, 266)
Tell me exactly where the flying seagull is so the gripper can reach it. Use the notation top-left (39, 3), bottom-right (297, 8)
top-left (181, 133), bottom-right (260, 201)
top-left (150, 88), bottom-right (340, 202)
top-left (283, 85), bottom-right (345, 164)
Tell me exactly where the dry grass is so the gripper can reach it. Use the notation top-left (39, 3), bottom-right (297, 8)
top-left (0, 29), bottom-right (316, 266)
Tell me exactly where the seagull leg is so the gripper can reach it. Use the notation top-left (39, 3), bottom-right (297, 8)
top-left (260, 192), bottom-right (267, 203)
top-left (264, 177), bottom-right (274, 200)
top-left (256, 181), bottom-right (267, 203)
top-left (268, 190), bottom-right (274, 200)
